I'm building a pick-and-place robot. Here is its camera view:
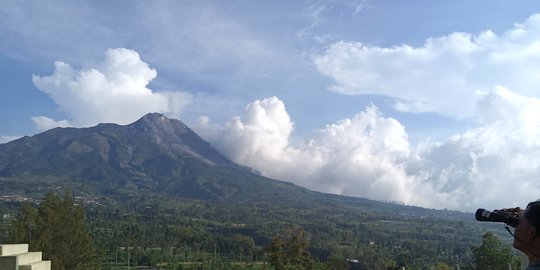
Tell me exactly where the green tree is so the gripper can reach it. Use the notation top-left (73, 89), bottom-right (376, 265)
top-left (9, 192), bottom-right (101, 270)
top-left (325, 254), bottom-right (348, 270)
top-left (434, 262), bottom-right (451, 270)
top-left (266, 226), bottom-right (317, 270)
top-left (9, 203), bottom-right (38, 245)
top-left (470, 232), bottom-right (520, 270)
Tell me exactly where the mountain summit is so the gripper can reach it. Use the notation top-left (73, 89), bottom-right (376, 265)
top-left (125, 112), bottom-right (230, 166)
top-left (0, 113), bottom-right (307, 201)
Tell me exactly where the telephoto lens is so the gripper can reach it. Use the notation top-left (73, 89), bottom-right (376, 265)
top-left (475, 208), bottom-right (519, 227)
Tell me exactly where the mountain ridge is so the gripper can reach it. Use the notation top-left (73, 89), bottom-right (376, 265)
top-left (0, 113), bottom-right (316, 202)
top-left (0, 113), bottom-right (471, 220)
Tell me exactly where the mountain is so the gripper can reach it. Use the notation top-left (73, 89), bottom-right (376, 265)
top-left (0, 113), bottom-right (493, 269)
top-left (0, 113), bottom-right (317, 202)
top-left (0, 113), bottom-right (471, 219)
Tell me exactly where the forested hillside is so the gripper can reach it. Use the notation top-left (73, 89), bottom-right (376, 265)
top-left (0, 191), bottom-right (512, 270)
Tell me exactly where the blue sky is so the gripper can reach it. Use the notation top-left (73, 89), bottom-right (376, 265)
top-left (2, 1), bottom-right (540, 211)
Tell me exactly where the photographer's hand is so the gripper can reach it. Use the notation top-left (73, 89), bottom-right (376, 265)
top-left (501, 207), bottom-right (524, 215)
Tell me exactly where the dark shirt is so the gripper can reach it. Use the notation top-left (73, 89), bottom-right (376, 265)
top-left (527, 264), bottom-right (540, 270)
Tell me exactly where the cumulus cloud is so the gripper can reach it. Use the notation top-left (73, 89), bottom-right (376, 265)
top-left (314, 14), bottom-right (540, 118)
top-left (197, 89), bottom-right (540, 211)
top-left (32, 48), bottom-right (193, 129)
top-left (0, 135), bottom-right (20, 144)
top-left (410, 86), bottom-right (540, 210)
top-left (196, 96), bottom-right (416, 204)
top-left (31, 116), bottom-right (71, 132)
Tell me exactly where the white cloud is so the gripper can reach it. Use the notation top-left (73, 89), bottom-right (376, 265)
top-left (197, 89), bottom-right (540, 211)
top-left (352, 0), bottom-right (373, 15)
top-left (0, 135), bottom-right (20, 144)
top-left (195, 96), bottom-right (416, 204)
top-left (32, 48), bottom-right (192, 128)
top-left (410, 86), bottom-right (540, 210)
top-left (314, 14), bottom-right (540, 118)
top-left (206, 96), bottom-right (294, 167)
top-left (31, 116), bottom-right (71, 132)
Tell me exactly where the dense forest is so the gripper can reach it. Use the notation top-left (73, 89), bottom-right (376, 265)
top-left (0, 192), bottom-right (521, 270)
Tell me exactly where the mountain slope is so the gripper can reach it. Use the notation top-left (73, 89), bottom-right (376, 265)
top-left (0, 113), bottom-right (315, 202)
top-left (0, 113), bottom-right (472, 221)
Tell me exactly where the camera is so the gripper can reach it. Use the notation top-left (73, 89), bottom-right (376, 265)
top-left (475, 208), bottom-right (519, 227)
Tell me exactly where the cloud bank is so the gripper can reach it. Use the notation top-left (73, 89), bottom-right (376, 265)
top-left (196, 88), bottom-right (540, 211)
top-left (314, 14), bottom-right (540, 119)
top-left (195, 97), bottom-right (416, 206)
top-left (31, 48), bottom-right (192, 130)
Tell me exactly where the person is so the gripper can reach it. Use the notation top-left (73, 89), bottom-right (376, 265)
top-left (507, 201), bottom-right (540, 270)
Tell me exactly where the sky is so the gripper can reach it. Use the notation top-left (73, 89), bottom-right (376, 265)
top-left (2, 1), bottom-right (540, 211)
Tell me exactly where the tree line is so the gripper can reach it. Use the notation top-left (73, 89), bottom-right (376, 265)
top-left (1, 192), bottom-right (523, 270)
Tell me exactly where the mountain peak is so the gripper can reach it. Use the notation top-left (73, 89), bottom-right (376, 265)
top-left (130, 113), bottom-right (189, 135)
top-left (139, 112), bottom-right (168, 123)
top-left (127, 113), bottom-right (229, 166)
top-left (135, 112), bottom-right (180, 126)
